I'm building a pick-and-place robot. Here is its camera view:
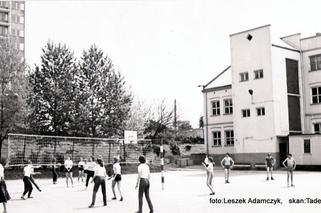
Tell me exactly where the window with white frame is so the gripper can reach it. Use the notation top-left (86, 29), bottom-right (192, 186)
top-left (314, 123), bottom-right (321, 134)
top-left (225, 130), bottom-right (234, 146)
top-left (211, 100), bottom-right (220, 116)
top-left (256, 107), bottom-right (265, 116)
top-left (19, 16), bottom-right (24, 24)
top-left (242, 109), bottom-right (250, 118)
top-left (310, 54), bottom-right (321, 71)
top-left (254, 69), bottom-right (264, 79)
top-left (240, 72), bottom-right (249, 82)
top-left (224, 99), bottom-right (233, 114)
top-left (212, 131), bottom-right (221, 146)
top-left (312, 87), bottom-right (321, 104)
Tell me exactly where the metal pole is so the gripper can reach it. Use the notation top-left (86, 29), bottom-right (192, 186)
top-left (204, 86), bottom-right (209, 156)
top-left (160, 138), bottom-right (165, 190)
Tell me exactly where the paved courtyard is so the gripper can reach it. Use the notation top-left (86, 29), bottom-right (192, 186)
top-left (5, 168), bottom-right (321, 213)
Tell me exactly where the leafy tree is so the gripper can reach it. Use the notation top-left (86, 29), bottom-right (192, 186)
top-left (27, 42), bottom-right (77, 135)
top-left (0, 38), bottom-right (27, 157)
top-left (75, 45), bottom-right (132, 137)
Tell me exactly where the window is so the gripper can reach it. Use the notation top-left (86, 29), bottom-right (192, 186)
top-left (211, 100), bottom-right (220, 116)
top-left (240, 72), bottom-right (249, 82)
top-left (304, 139), bottom-right (311, 154)
top-left (19, 43), bottom-right (24, 51)
top-left (0, 26), bottom-right (8, 36)
top-left (19, 30), bottom-right (24, 37)
top-left (0, 12), bottom-right (8, 22)
top-left (254, 69), bottom-right (264, 79)
top-left (242, 109), bottom-right (250, 117)
top-left (312, 87), bottom-right (321, 104)
top-left (19, 16), bottom-right (24, 24)
top-left (314, 123), bottom-right (321, 134)
top-left (20, 2), bottom-right (25, 11)
top-left (224, 99), bottom-right (233, 114)
top-left (256, 107), bottom-right (265, 116)
top-left (0, 1), bottom-right (9, 8)
top-left (212, 131), bottom-right (221, 146)
top-left (310, 54), bottom-right (321, 71)
top-left (225, 130), bottom-right (234, 146)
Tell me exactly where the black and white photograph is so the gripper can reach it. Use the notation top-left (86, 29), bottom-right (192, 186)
top-left (0, 0), bottom-right (321, 212)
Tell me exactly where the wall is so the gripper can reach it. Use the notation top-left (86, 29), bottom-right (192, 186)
top-left (230, 25), bottom-right (278, 154)
top-left (289, 134), bottom-right (321, 165)
top-left (204, 86), bottom-right (234, 155)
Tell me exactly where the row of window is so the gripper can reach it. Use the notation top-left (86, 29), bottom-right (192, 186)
top-left (0, 1), bottom-right (24, 10)
top-left (241, 107), bottom-right (265, 118)
top-left (11, 15), bottom-right (24, 24)
top-left (11, 28), bottom-right (24, 37)
top-left (211, 99), bottom-right (232, 116)
top-left (212, 130), bottom-right (234, 146)
top-left (240, 69), bottom-right (263, 82)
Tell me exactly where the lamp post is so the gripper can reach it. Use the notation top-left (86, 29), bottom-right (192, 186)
top-left (199, 85), bottom-right (209, 156)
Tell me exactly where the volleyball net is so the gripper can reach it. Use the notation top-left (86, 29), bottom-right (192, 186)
top-left (4, 133), bottom-right (161, 168)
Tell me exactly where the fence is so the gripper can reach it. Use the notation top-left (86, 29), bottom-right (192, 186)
top-left (5, 133), bottom-right (158, 166)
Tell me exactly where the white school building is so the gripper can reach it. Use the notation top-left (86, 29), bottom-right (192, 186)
top-left (202, 25), bottom-right (321, 167)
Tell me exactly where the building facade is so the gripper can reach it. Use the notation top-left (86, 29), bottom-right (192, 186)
top-left (203, 25), bottom-right (321, 167)
top-left (0, 0), bottom-right (25, 57)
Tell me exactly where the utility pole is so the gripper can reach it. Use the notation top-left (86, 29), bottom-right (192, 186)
top-left (173, 99), bottom-right (177, 131)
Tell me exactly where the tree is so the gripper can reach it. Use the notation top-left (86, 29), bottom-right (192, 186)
top-left (75, 45), bottom-right (132, 137)
top-left (125, 100), bottom-right (151, 136)
top-left (27, 42), bottom-right (77, 135)
top-left (0, 38), bottom-right (27, 157)
top-left (144, 100), bottom-right (174, 139)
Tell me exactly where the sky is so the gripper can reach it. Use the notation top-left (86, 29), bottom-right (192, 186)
top-left (25, 0), bottom-right (321, 127)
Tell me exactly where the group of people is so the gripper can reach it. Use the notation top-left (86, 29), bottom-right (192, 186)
top-left (202, 153), bottom-right (297, 195)
top-left (17, 155), bottom-right (153, 213)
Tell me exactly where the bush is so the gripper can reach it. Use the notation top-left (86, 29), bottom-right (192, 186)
top-left (170, 144), bottom-right (180, 155)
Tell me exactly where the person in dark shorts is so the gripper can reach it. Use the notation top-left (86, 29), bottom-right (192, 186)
top-left (282, 154), bottom-right (296, 187)
top-left (221, 153), bottom-right (234, 184)
top-left (0, 159), bottom-right (10, 213)
top-left (135, 155), bottom-right (153, 213)
top-left (88, 158), bottom-right (107, 208)
top-left (78, 157), bottom-right (85, 182)
top-left (111, 157), bottom-right (123, 201)
top-left (265, 153), bottom-right (275, 180)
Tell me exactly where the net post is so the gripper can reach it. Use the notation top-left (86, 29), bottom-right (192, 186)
top-left (160, 138), bottom-right (164, 190)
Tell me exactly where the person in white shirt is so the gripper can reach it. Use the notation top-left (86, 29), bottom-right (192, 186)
top-left (111, 157), bottom-right (123, 201)
top-left (89, 158), bottom-right (107, 208)
top-left (135, 155), bottom-right (153, 213)
top-left (21, 160), bottom-right (34, 199)
top-left (221, 153), bottom-right (234, 184)
top-left (202, 156), bottom-right (215, 195)
top-left (85, 156), bottom-right (96, 189)
top-left (0, 159), bottom-right (10, 213)
top-left (78, 157), bottom-right (85, 182)
top-left (64, 157), bottom-right (74, 188)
